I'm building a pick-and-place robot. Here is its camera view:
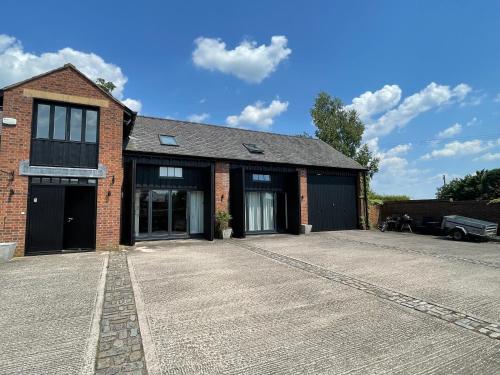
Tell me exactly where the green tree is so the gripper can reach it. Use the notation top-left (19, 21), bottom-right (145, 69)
top-left (310, 92), bottom-right (379, 178)
top-left (95, 78), bottom-right (116, 94)
top-left (436, 168), bottom-right (500, 201)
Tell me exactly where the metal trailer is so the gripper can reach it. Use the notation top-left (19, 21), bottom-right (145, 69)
top-left (441, 215), bottom-right (498, 241)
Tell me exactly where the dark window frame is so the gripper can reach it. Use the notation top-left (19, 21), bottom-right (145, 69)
top-left (243, 143), bottom-right (264, 154)
top-left (32, 100), bottom-right (100, 145)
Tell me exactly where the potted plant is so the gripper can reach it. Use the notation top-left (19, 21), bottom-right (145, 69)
top-left (0, 242), bottom-right (17, 263)
top-left (215, 211), bottom-right (232, 239)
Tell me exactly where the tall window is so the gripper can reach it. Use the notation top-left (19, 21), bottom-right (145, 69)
top-left (34, 102), bottom-right (99, 143)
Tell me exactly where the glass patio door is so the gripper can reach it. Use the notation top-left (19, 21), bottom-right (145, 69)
top-left (171, 190), bottom-right (187, 235)
top-left (245, 191), bottom-right (275, 232)
top-left (135, 189), bottom-right (188, 238)
top-left (151, 190), bottom-right (169, 235)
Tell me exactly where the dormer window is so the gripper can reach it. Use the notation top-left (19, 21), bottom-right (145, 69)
top-left (243, 143), bottom-right (263, 154)
top-left (159, 134), bottom-right (177, 146)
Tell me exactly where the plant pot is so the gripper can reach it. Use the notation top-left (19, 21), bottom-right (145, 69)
top-left (0, 242), bottom-right (17, 263)
top-left (221, 228), bottom-right (233, 239)
top-left (300, 224), bottom-right (312, 235)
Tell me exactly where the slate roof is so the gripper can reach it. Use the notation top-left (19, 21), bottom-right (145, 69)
top-left (126, 116), bottom-right (365, 170)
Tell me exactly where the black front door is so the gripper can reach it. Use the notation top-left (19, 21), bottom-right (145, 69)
top-left (63, 186), bottom-right (96, 249)
top-left (26, 185), bottom-right (65, 254)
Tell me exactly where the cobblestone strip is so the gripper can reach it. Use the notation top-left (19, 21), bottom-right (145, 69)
top-left (327, 235), bottom-right (500, 269)
top-left (95, 251), bottom-right (148, 375)
top-left (232, 240), bottom-right (500, 341)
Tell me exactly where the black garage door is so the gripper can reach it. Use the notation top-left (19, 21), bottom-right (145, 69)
top-left (307, 174), bottom-right (358, 231)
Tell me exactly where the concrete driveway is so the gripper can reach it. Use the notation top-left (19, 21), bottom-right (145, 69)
top-left (128, 232), bottom-right (500, 374)
top-left (0, 252), bottom-right (106, 375)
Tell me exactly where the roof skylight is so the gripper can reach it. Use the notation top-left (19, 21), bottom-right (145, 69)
top-left (243, 143), bottom-right (264, 154)
top-left (159, 134), bottom-right (178, 146)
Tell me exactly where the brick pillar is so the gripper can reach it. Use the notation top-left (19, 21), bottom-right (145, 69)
top-left (0, 89), bottom-right (32, 256)
top-left (215, 162), bottom-right (230, 213)
top-left (357, 172), bottom-right (368, 229)
top-left (298, 168), bottom-right (308, 224)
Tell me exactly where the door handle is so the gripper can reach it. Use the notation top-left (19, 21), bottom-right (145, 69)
top-left (67, 217), bottom-right (74, 223)
top-left (332, 202), bottom-right (335, 207)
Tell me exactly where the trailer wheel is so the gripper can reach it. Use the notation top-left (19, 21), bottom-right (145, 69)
top-left (451, 229), bottom-right (465, 241)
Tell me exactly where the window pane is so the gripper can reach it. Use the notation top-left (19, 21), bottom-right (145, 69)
top-left (151, 190), bottom-right (169, 234)
top-left (70, 108), bottom-right (82, 141)
top-left (174, 168), bottom-right (182, 177)
top-left (36, 104), bottom-right (50, 139)
top-left (159, 135), bottom-right (177, 145)
top-left (168, 167), bottom-right (174, 177)
top-left (85, 110), bottom-right (98, 143)
top-left (53, 106), bottom-right (67, 140)
top-left (135, 190), bottom-right (150, 235)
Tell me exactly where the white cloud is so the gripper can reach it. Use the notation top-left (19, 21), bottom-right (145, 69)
top-left (437, 123), bottom-right (462, 138)
top-left (460, 92), bottom-right (485, 107)
top-left (373, 142), bottom-right (412, 172)
top-left (494, 93), bottom-right (500, 103)
top-left (192, 35), bottom-right (291, 83)
top-left (121, 98), bottom-right (142, 113)
top-left (226, 99), bottom-right (288, 128)
top-left (474, 152), bottom-right (500, 161)
top-left (466, 117), bottom-right (480, 127)
top-left (364, 82), bottom-right (471, 139)
top-left (345, 85), bottom-right (401, 121)
top-left (421, 138), bottom-right (500, 160)
top-left (187, 113), bottom-right (210, 123)
top-left (0, 34), bottom-right (140, 104)
top-left (385, 143), bottom-right (412, 156)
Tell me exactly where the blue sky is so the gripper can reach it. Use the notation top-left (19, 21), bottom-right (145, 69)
top-left (1, 0), bottom-right (499, 198)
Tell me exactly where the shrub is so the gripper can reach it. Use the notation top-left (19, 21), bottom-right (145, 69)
top-left (368, 192), bottom-right (410, 204)
top-left (215, 211), bottom-right (232, 232)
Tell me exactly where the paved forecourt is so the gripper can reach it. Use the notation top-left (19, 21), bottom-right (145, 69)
top-left (251, 231), bottom-right (500, 323)
top-left (0, 252), bottom-right (107, 375)
top-left (129, 238), bottom-right (500, 375)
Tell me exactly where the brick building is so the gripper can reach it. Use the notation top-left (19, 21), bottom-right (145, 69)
top-left (0, 65), bottom-right (367, 256)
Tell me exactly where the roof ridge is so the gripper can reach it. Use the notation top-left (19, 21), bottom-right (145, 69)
top-left (2, 64), bottom-right (135, 115)
top-left (137, 115), bottom-right (321, 142)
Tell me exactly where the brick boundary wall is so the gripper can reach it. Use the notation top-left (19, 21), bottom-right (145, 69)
top-left (0, 67), bottom-right (124, 255)
top-left (368, 204), bottom-right (381, 228)
top-left (215, 162), bottom-right (230, 213)
top-left (381, 199), bottom-right (500, 235)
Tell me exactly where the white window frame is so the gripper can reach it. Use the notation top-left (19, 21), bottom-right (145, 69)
top-left (252, 173), bottom-right (271, 182)
top-left (159, 166), bottom-right (183, 178)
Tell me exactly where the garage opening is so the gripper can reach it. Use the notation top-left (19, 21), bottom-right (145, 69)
top-left (308, 173), bottom-right (358, 231)
top-left (26, 178), bottom-right (97, 255)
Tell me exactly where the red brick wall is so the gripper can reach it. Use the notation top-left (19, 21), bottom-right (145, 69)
top-left (298, 168), bottom-right (308, 224)
top-left (381, 199), bottom-right (500, 234)
top-left (0, 67), bottom-right (124, 255)
top-left (368, 204), bottom-right (381, 228)
top-left (215, 162), bottom-right (230, 213)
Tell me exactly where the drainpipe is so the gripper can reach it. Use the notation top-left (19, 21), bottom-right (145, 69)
top-left (363, 171), bottom-right (369, 230)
